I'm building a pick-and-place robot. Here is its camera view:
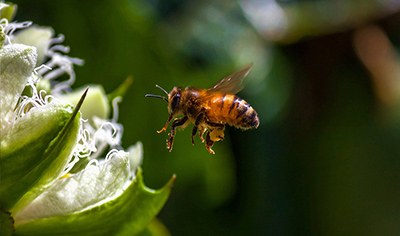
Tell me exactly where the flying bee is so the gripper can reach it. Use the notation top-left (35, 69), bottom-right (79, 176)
top-left (145, 64), bottom-right (259, 154)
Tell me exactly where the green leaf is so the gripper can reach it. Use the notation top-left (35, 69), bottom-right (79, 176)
top-left (14, 170), bottom-right (175, 236)
top-left (0, 92), bottom-right (85, 211)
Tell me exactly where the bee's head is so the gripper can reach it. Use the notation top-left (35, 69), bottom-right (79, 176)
top-left (145, 85), bottom-right (182, 115)
top-left (167, 87), bottom-right (182, 114)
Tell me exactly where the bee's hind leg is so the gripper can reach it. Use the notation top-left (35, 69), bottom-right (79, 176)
top-left (191, 126), bottom-right (197, 145)
top-left (198, 127), bottom-right (207, 143)
top-left (192, 112), bottom-right (205, 144)
top-left (192, 125), bottom-right (207, 144)
top-left (205, 130), bottom-right (215, 155)
top-left (204, 122), bottom-right (225, 154)
top-left (205, 120), bottom-right (225, 142)
top-left (167, 116), bottom-right (189, 151)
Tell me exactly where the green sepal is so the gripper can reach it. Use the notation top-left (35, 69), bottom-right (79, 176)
top-left (0, 209), bottom-right (14, 236)
top-left (14, 170), bottom-right (175, 236)
top-left (67, 156), bottom-right (90, 174)
top-left (0, 28), bottom-right (4, 48)
top-left (57, 85), bottom-right (109, 120)
top-left (21, 75), bottom-right (51, 98)
top-left (107, 76), bottom-right (133, 102)
top-left (0, 92), bottom-right (85, 211)
top-left (0, 2), bottom-right (17, 22)
top-left (134, 218), bottom-right (170, 236)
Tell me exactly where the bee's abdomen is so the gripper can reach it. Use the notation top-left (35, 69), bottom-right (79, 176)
top-left (208, 94), bottom-right (259, 129)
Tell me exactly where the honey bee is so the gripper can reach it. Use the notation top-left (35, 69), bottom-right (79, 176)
top-left (145, 64), bottom-right (259, 154)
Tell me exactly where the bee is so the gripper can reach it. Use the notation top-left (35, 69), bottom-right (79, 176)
top-left (145, 64), bottom-right (259, 154)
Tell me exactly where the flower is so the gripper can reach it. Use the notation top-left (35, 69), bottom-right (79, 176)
top-left (0, 4), bottom-right (173, 235)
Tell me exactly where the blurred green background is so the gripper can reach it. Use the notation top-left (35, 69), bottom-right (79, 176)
top-left (12, 0), bottom-right (400, 235)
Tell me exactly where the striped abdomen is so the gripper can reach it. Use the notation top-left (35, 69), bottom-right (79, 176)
top-left (207, 94), bottom-right (259, 129)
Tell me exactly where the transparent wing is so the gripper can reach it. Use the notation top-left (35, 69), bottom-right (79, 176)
top-left (207, 64), bottom-right (253, 95)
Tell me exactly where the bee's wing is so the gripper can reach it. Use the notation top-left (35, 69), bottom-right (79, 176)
top-left (206, 64), bottom-right (253, 95)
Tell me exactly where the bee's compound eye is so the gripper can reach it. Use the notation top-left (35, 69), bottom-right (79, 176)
top-left (171, 94), bottom-right (180, 110)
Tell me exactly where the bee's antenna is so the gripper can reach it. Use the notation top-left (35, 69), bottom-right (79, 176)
top-left (145, 94), bottom-right (168, 103)
top-left (156, 84), bottom-right (169, 96)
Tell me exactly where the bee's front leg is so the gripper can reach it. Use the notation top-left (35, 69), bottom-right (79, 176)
top-left (157, 114), bottom-right (173, 133)
top-left (167, 116), bottom-right (189, 152)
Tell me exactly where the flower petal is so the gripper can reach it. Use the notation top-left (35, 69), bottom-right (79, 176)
top-left (14, 149), bottom-right (131, 222)
top-left (12, 26), bottom-right (54, 65)
top-left (14, 170), bottom-right (175, 236)
top-left (0, 44), bottom-right (37, 137)
top-left (127, 142), bottom-right (143, 176)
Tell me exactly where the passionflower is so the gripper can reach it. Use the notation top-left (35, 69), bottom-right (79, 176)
top-left (0, 4), bottom-right (173, 236)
